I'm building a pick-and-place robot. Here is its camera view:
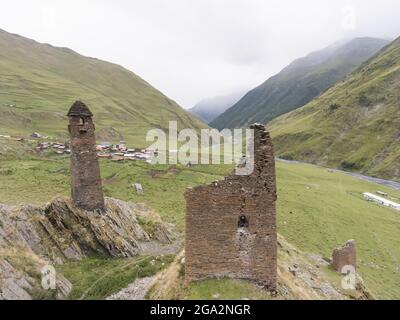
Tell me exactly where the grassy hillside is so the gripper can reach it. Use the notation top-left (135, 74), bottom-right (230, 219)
top-left (211, 38), bottom-right (389, 130)
top-left (269, 36), bottom-right (400, 181)
top-left (1, 147), bottom-right (400, 298)
top-left (0, 29), bottom-right (206, 146)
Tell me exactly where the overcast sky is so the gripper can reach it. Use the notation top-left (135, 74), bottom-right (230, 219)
top-left (1, 0), bottom-right (400, 108)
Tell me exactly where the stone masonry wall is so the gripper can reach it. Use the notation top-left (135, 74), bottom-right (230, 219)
top-left (185, 124), bottom-right (277, 290)
top-left (331, 240), bottom-right (356, 273)
top-left (68, 102), bottom-right (105, 212)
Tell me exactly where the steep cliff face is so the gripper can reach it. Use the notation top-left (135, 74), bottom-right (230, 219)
top-left (0, 197), bottom-right (175, 300)
top-left (0, 203), bottom-right (72, 300)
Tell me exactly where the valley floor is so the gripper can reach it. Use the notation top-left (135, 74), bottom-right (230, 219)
top-left (1, 153), bottom-right (400, 299)
top-left (278, 158), bottom-right (400, 190)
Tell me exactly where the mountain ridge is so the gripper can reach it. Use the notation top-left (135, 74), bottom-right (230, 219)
top-left (0, 28), bottom-right (207, 146)
top-left (189, 90), bottom-right (246, 123)
top-left (211, 37), bottom-right (390, 129)
top-left (269, 36), bottom-right (400, 181)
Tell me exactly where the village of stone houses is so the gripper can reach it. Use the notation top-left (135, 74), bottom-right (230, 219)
top-left (1, 1), bottom-right (400, 303)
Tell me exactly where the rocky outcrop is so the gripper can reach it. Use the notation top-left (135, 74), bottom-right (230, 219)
top-left (0, 244), bottom-right (72, 300)
top-left (147, 235), bottom-right (373, 300)
top-left (0, 258), bottom-right (35, 300)
top-left (0, 197), bottom-right (175, 300)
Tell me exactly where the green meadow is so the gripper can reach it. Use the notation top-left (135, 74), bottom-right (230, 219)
top-left (1, 154), bottom-right (400, 299)
top-left (185, 279), bottom-right (271, 300)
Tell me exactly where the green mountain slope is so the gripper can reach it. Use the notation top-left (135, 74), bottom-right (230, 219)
top-left (0, 29), bottom-right (206, 145)
top-left (211, 38), bottom-right (389, 129)
top-left (269, 36), bottom-right (400, 181)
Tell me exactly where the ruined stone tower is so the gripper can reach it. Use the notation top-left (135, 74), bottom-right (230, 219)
top-left (185, 124), bottom-right (277, 290)
top-left (331, 240), bottom-right (357, 273)
top-left (68, 101), bottom-right (105, 212)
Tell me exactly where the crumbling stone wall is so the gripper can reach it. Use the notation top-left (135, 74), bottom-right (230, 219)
top-left (331, 240), bottom-right (356, 273)
top-left (185, 124), bottom-right (277, 290)
top-left (68, 101), bottom-right (105, 212)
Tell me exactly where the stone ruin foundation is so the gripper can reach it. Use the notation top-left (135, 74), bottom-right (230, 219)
top-left (331, 240), bottom-right (356, 273)
top-left (184, 124), bottom-right (277, 290)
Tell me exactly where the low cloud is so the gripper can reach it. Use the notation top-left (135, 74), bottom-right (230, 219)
top-left (1, 0), bottom-right (400, 107)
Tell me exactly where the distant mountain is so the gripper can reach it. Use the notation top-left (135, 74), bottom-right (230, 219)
top-left (269, 36), bottom-right (400, 181)
top-left (211, 37), bottom-right (390, 129)
top-left (0, 29), bottom-right (207, 145)
top-left (189, 91), bottom-right (246, 123)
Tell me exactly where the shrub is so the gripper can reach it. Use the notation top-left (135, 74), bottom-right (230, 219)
top-left (0, 168), bottom-right (13, 176)
top-left (328, 103), bottom-right (341, 112)
top-left (137, 217), bottom-right (157, 237)
top-left (340, 160), bottom-right (362, 171)
top-left (357, 93), bottom-right (372, 107)
top-left (280, 154), bottom-right (295, 161)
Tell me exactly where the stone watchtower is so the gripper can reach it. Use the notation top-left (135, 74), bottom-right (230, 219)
top-left (185, 124), bottom-right (277, 290)
top-left (67, 101), bottom-right (105, 212)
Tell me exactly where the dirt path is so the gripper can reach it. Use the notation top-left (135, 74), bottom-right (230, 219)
top-left (139, 239), bottom-right (182, 256)
top-left (106, 277), bottom-right (154, 300)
